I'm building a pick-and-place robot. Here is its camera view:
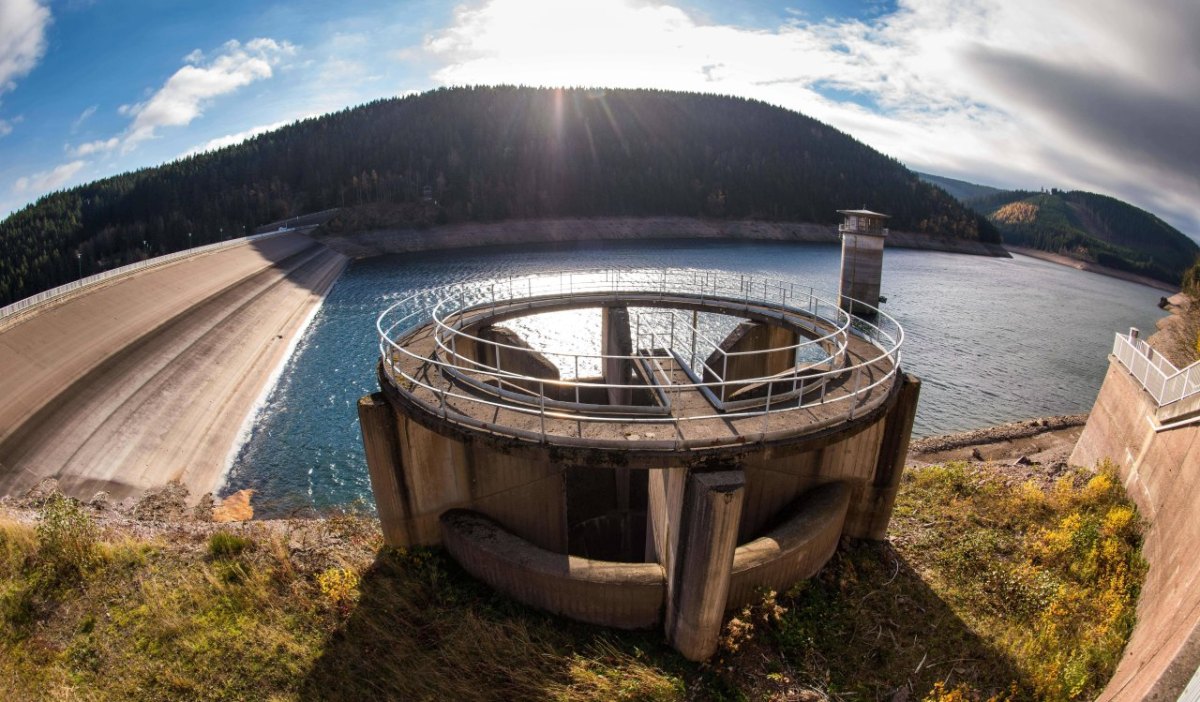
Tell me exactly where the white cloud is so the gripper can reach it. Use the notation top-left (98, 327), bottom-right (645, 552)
top-left (69, 136), bottom-right (119, 156)
top-left (0, 0), bottom-right (49, 137)
top-left (179, 118), bottom-right (294, 158)
top-left (70, 37), bottom-right (296, 156)
top-left (120, 38), bottom-right (295, 150)
top-left (423, 0), bottom-right (1200, 237)
top-left (0, 0), bottom-right (49, 95)
top-left (70, 104), bottom-right (98, 133)
top-left (13, 160), bottom-right (86, 194)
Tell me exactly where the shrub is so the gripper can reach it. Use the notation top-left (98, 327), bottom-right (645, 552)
top-left (317, 567), bottom-right (360, 613)
top-left (207, 531), bottom-right (254, 560)
top-left (35, 493), bottom-right (98, 581)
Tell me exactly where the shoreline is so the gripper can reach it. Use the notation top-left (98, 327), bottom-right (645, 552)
top-left (1007, 245), bottom-right (1178, 293)
top-left (216, 254), bottom-right (348, 496)
top-left (908, 414), bottom-right (1088, 468)
top-left (9, 412), bottom-right (1092, 521)
top-left (315, 216), bottom-right (1012, 260)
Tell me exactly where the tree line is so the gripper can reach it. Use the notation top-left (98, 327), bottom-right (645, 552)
top-left (0, 86), bottom-right (999, 306)
top-left (969, 189), bottom-right (1198, 285)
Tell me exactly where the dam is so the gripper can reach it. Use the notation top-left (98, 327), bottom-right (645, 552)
top-left (0, 206), bottom-right (1193, 692)
top-left (0, 229), bottom-right (346, 501)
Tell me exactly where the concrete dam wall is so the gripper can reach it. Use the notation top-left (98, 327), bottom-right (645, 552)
top-left (0, 232), bottom-right (347, 503)
top-left (1072, 344), bottom-right (1200, 700)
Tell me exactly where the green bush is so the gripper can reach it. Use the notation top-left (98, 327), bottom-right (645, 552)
top-left (35, 493), bottom-right (98, 581)
top-left (207, 531), bottom-right (254, 560)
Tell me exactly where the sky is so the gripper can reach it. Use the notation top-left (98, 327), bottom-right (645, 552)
top-left (1, 0), bottom-right (1198, 240)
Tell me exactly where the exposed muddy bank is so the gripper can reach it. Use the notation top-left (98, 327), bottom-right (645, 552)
top-left (315, 216), bottom-right (1011, 259)
top-left (1008, 246), bottom-right (1177, 292)
top-left (908, 414), bottom-right (1088, 469)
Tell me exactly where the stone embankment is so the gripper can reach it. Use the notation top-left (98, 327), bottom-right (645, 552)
top-left (0, 233), bottom-right (347, 504)
top-left (316, 216), bottom-right (1011, 259)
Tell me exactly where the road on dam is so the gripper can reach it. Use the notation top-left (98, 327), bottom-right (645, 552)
top-left (0, 233), bottom-right (347, 502)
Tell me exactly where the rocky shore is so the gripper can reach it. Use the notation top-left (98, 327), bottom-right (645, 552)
top-left (908, 413), bottom-right (1088, 473)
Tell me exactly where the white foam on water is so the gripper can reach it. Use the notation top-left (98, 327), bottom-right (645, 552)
top-left (216, 271), bottom-right (342, 495)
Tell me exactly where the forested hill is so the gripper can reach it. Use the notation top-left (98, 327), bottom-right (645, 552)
top-left (0, 86), bottom-right (998, 306)
top-left (916, 172), bottom-right (1005, 203)
top-left (966, 188), bottom-right (1198, 285)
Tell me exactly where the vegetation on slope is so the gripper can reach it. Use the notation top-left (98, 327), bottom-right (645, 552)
top-left (1159, 260), bottom-right (1200, 366)
top-left (0, 460), bottom-right (1142, 701)
top-left (916, 172), bottom-right (1006, 203)
top-left (0, 86), bottom-right (999, 306)
top-left (963, 187), bottom-right (1199, 285)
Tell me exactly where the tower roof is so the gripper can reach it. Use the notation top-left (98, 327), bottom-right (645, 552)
top-left (837, 209), bottom-right (890, 218)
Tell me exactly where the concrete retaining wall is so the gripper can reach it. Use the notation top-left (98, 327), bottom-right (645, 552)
top-left (439, 480), bottom-right (852, 633)
top-left (441, 509), bottom-right (665, 629)
top-left (1072, 360), bottom-right (1200, 701)
top-left (727, 481), bottom-right (850, 608)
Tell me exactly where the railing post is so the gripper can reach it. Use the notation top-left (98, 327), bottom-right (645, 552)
top-left (721, 353), bottom-right (728, 402)
top-left (690, 309), bottom-right (698, 366)
top-left (849, 369), bottom-right (861, 419)
top-left (762, 381), bottom-right (772, 436)
top-left (539, 380), bottom-right (546, 441)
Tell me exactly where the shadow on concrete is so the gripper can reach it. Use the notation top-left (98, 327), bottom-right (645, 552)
top-left (296, 540), bottom-right (1029, 700)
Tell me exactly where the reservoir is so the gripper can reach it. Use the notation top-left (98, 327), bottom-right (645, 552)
top-left (221, 240), bottom-right (1165, 515)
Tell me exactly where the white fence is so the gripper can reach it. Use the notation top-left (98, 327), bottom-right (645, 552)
top-left (0, 229), bottom-right (292, 323)
top-left (1112, 331), bottom-right (1200, 407)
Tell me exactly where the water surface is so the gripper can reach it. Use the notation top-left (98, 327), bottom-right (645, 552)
top-left (221, 240), bottom-right (1165, 515)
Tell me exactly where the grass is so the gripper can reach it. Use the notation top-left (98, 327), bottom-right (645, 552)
top-left (0, 461), bottom-right (1144, 701)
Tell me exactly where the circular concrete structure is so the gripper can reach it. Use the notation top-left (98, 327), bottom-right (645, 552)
top-left (359, 268), bottom-right (920, 660)
top-left (377, 269), bottom-right (903, 450)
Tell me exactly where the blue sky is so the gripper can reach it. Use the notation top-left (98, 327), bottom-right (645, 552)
top-left (2, 0), bottom-right (1198, 240)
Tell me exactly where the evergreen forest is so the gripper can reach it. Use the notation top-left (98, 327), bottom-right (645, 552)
top-left (1, 86), bottom-right (999, 305)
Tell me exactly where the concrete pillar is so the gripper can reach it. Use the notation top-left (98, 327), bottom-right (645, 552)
top-left (847, 373), bottom-right (921, 540)
top-left (646, 467), bottom-right (686, 564)
top-left (358, 393), bottom-right (413, 546)
top-left (394, 413), bottom-right (472, 545)
top-left (703, 322), bottom-right (800, 398)
top-left (663, 470), bottom-right (745, 661)
top-left (602, 305), bottom-right (635, 530)
top-left (838, 231), bottom-right (885, 316)
top-left (601, 305), bottom-right (633, 406)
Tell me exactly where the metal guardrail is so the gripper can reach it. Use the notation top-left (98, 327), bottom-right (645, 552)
top-left (0, 228), bottom-right (295, 323)
top-left (1112, 330), bottom-right (1200, 407)
top-left (377, 268), bottom-right (904, 446)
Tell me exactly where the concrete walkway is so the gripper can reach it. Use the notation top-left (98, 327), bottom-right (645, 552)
top-left (0, 234), bottom-right (347, 502)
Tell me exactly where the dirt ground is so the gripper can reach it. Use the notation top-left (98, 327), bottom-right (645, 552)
top-left (907, 414), bottom-right (1088, 484)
